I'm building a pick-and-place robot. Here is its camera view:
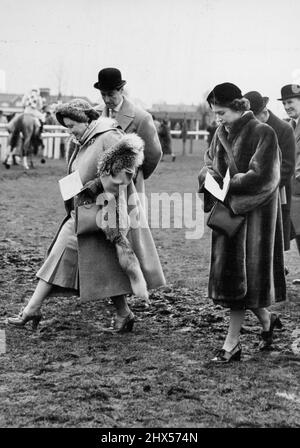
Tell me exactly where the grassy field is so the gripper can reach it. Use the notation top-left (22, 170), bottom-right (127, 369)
top-left (0, 138), bottom-right (299, 428)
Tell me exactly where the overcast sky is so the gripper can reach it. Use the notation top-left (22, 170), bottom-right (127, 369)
top-left (1, 0), bottom-right (300, 117)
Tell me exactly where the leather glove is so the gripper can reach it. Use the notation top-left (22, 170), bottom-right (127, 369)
top-left (81, 178), bottom-right (103, 197)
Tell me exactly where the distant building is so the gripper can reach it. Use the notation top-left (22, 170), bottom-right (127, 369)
top-left (148, 103), bottom-right (203, 132)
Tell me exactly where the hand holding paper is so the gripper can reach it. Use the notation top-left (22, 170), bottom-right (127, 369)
top-left (204, 168), bottom-right (230, 202)
top-left (58, 170), bottom-right (83, 201)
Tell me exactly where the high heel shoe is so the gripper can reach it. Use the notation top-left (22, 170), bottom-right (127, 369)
top-left (107, 311), bottom-right (135, 334)
top-left (260, 313), bottom-right (283, 350)
top-left (211, 342), bottom-right (242, 363)
top-left (7, 310), bottom-right (42, 331)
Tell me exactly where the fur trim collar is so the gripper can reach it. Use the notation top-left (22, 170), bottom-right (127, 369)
top-left (79, 117), bottom-right (119, 146)
top-left (97, 133), bottom-right (144, 176)
top-left (221, 111), bottom-right (256, 140)
top-left (65, 117), bottom-right (120, 164)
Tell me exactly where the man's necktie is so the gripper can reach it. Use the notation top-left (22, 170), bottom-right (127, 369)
top-left (291, 119), bottom-right (297, 130)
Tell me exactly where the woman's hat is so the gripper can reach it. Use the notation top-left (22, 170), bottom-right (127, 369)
top-left (55, 99), bottom-right (99, 127)
top-left (244, 91), bottom-right (269, 115)
top-left (207, 82), bottom-right (242, 106)
top-left (277, 84), bottom-right (300, 101)
top-left (93, 68), bottom-right (126, 91)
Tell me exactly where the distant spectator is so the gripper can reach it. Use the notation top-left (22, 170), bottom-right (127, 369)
top-left (181, 120), bottom-right (188, 142)
top-left (174, 121), bottom-right (181, 139)
top-left (206, 120), bottom-right (218, 146)
top-left (152, 115), bottom-right (161, 133)
top-left (158, 119), bottom-right (176, 162)
top-left (0, 110), bottom-right (8, 124)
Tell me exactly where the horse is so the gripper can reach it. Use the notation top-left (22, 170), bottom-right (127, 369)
top-left (3, 113), bottom-right (45, 170)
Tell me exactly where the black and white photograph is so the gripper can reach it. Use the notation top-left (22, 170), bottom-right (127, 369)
top-left (0, 0), bottom-right (299, 432)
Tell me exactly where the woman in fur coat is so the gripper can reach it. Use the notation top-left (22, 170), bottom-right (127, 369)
top-left (198, 83), bottom-right (286, 363)
top-left (8, 99), bottom-right (165, 333)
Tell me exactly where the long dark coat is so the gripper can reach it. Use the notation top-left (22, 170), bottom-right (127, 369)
top-left (158, 122), bottom-right (172, 155)
top-left (198, 112), bottom-right (286, 309)
top-left (266, 110), bottom-right (296, 249)
top-left (47, 119), bottom-right (165, 300)
top-left (288, 118), bottom-right (300, 237)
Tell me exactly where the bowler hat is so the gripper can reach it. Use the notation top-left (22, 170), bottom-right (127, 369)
top-left (278, 84), bottom-right (300, 101)
top-left (207, 82), bottom-right (243, 107)
top-left (94, 68), bottom-right (126, 91)
top-left (244, 91), bottom-right (269, 115)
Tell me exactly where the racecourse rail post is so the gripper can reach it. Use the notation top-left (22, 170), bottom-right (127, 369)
top-left (170, 129), bottom-right (209, 158)
top-left (189, 133), bottom-right (193, 154)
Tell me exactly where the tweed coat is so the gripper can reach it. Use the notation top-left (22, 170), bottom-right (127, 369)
top-left (266, 110), bottom-right (296, 249)
top-left (198, 112), bottom-right (286, 309)
top-left (46, 119), bottom-right (165, 300)
top-left (97, 96), bottom-right (162, 180)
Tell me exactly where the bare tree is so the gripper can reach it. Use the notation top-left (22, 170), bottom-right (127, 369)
top-left (54, 59), bottom-right (67, 101)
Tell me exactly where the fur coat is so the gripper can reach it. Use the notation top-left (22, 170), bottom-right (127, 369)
top-left (49, 118), bottom-right (165, 301)
top-left (198, 112), bottom-right (286, 309)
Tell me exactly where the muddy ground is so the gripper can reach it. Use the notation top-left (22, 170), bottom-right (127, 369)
top-left (0, 140), bottom-right (299, 428)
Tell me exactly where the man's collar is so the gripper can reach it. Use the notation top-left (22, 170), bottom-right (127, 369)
top-left (113, 96), bottom-right (124, 112)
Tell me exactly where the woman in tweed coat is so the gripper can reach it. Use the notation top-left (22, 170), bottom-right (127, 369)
top-left (8, 99), bottom-right (165, 333)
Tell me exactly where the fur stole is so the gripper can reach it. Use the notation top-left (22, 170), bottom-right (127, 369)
top-left (97, 133), bottom-right (144, 176)
top-left (76, 130), bottom-right (148, 306)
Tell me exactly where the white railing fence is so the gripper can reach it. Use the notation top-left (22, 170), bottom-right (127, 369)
top-left (0, 124), bottom-right (70, 161)
top-left (0, 124), bottom-right (209, 161)
top-left (170, 130), bottom-right (209, 139)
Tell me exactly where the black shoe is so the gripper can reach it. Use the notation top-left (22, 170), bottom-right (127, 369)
top-left (172, 155), bottom-right (176, 162)
top-left (211, 343), bottom-right (242, 363)
top-left (2, 160), bottom-right (10, 169)
top-left (105, 311), bottom-right (135, 334)
top-left (7, 310), bottom-right (43, 331)
top-left (260, 313), bottom-right (283, 350)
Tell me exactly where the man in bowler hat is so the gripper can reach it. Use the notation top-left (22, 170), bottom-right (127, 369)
top-left (244, 91), bottom-right (296, 253)
top-left (278, 84), bottom-right (300, 281)
top-left (93, 67), bottom-right (162, 180)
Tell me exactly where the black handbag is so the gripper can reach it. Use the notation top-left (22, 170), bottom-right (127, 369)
top-left (207, 201), bottom-right (245, 238)
top-left (75, 203), bottom-right (101, 235)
